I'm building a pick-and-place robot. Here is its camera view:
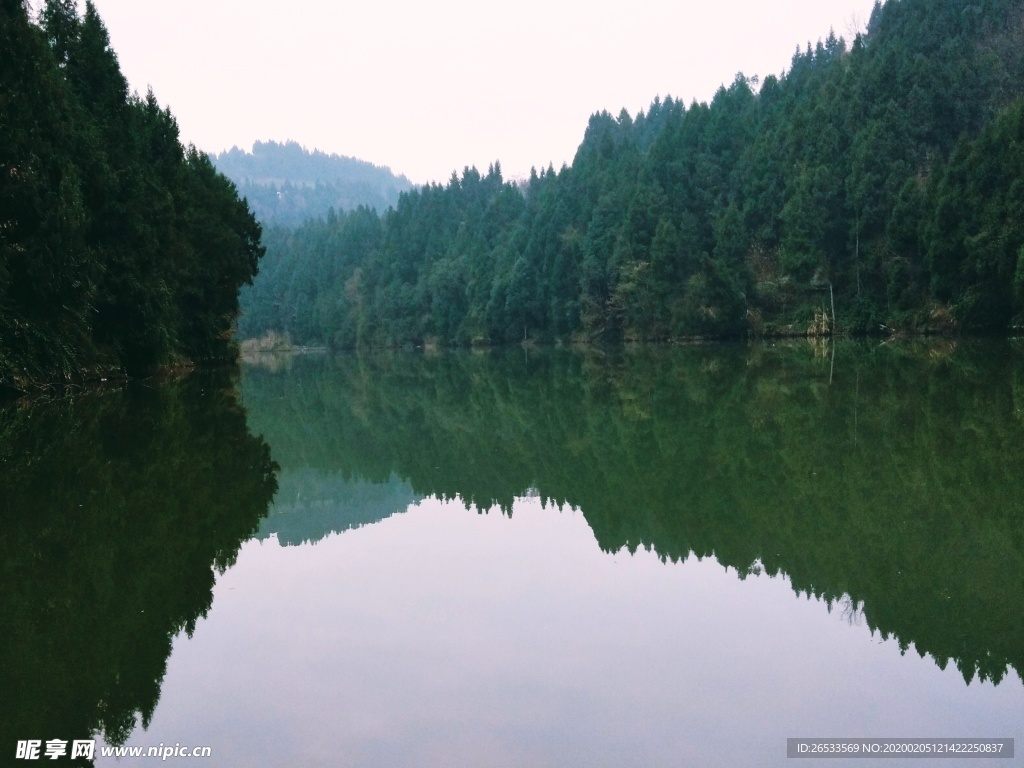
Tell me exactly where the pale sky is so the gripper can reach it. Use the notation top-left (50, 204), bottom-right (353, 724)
top-left (86, 0), bottom-right (877, 185)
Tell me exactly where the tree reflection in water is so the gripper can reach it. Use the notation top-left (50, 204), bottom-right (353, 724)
top-left (0, 372), bottom-right (278, 761)
top-left (243, 340), bottom-right (1024, 687)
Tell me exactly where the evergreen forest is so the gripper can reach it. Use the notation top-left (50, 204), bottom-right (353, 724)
top-left (213, 141), bottom-right (413, 227)
top-left (0, 0), bottom-right (265, 391)
top-left (240, 0), bottom-right (1024, 348)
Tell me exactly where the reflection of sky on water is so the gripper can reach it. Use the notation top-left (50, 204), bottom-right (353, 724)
top-left (105, 496), bottom-right (1023, 768)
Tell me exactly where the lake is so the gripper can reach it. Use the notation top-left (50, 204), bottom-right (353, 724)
top-left (2, 340), bottom-right (1022, 766)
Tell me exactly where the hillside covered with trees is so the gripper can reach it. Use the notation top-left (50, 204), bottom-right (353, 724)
top-left (0, 0), bottom-right (265, 391)
top-left (213, 141), bottom-right (413, 227)
top-left (239, 0), bottom-right (1024, 348)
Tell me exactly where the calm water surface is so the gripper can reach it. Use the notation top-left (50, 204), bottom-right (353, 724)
top-left (2, 342), bottom-right (1022, 766)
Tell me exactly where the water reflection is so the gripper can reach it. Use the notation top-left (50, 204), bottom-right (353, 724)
top-left (123, 496), bottom-right (1021, 768)
top-left (242, 341), bottom-right (1024, 686)
top-left (0, 373), bottom-right (278, 761)
top-left (5, 343), bottom-right (1018, 766)
top-left (256, 471), bottom-right (419, 546)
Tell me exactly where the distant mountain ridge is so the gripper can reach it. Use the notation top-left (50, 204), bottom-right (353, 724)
top-left (213, 140), bottom-right (413, 226)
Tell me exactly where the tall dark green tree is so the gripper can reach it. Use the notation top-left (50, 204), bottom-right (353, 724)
top-left (0, 1), bottom-right (265, 389)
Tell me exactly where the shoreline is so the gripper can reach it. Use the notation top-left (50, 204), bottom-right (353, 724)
top-left (6, 330), bottom-right (1021, 402)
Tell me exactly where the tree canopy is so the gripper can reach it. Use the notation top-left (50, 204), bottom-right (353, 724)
top-left (0, 1), bottom-right (265, 390)
top-left (239, 0), bottom-right (1024, 348)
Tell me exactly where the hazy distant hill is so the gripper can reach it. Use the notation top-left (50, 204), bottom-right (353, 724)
top-left (213, 140), bottom-right (413, 226)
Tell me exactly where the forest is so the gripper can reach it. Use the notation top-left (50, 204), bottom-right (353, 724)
top-left (0, 0), bottom-right (264, 391)
top-left (240, 0), bottom-right (1024, 348)
top-left (213, 141), bottom-right (413, 227)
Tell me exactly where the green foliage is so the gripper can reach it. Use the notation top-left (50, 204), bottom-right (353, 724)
top-left (925, 97), bottom-right (1024, 328)
top-left (240, 0), bottom-right (1024, 347)
top-left (0, 2), bottom-right (264, 388)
